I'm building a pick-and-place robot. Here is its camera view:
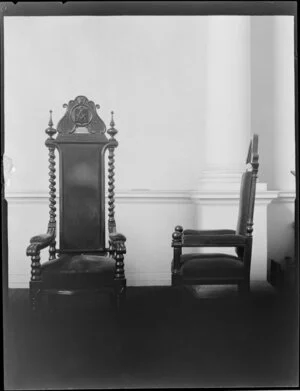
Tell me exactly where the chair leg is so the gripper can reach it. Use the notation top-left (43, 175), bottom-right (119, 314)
top-left (113, 281), bottom-right (126, 313)
top-left (29, 284), bottom-right (41, 313)
top-left (115, 285), bottom-right (126, 312)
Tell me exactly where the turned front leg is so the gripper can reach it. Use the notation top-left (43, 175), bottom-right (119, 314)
top-left (111, 240), bottom-right (126, 311)
top-left (27, 244), bottom-right (42, 312)
top-left (115, 249), bottom-right (125, 280)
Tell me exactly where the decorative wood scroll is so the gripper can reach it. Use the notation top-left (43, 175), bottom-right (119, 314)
top-left (57, 96), bottom-right (106, 134)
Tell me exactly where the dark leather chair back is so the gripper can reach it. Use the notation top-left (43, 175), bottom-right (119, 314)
top-left (236, 171), bottom-right (253, 236)
top-left (47, 96), bottom-right (113, 254)
top-left (59, 142), bottom-right (107, 252)
top-left (236, 134), bottom-right (259, 237)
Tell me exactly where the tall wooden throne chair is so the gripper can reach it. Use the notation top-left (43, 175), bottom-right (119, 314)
top-left (171, 134), bottom-right (259, 295)
top-left (26, 96), bottom-right (126, 311)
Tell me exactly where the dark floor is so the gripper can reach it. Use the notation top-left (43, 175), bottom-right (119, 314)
top-left (4, 284), bottom-right (299, 389)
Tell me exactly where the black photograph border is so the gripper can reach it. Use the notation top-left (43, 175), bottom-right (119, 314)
top-left (1, 2), bottom-right (298, 390)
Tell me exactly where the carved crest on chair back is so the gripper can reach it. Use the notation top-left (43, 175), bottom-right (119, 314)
top-left (57, 96), bottom-right (106, 135)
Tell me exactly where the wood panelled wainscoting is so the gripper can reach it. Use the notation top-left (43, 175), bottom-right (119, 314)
top-left (6, 189), bottom-right (294, 288)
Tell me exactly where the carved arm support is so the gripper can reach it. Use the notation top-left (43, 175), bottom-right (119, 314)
top-left (109, 232), bottom-right (126, 280)
top-left (26, 231), bottom-right (55, 282)
top-left (171, 226), bottom-right (183, 273)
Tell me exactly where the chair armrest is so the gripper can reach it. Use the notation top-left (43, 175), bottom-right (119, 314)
top-left (183, 229), bottom-right (236, 236)
top-left (182, 233), bottom-right (247, 247)
top-left (26, 232), bottom-right (55, 256)
top-left (109, 232), bottom-right (126, 242)
top-left (109, 232), bottom-right (127, 253)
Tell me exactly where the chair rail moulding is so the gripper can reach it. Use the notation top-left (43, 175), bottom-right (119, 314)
top-left (5, 188), bottom-right (283, 203)
top-left (5, 190), bottom-right (192, 204)
top-left (190, 188), bottom-right (279, 205)
top-left (274, 191), bottom-right (297, 203)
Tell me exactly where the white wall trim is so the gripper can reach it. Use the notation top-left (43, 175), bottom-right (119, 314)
top-left (5, 190), bottom-right (191, 203)
top-left (5, 188), bottom-right (290, 204)
top-left (190, 190), bottom-right (279, 201)
top-left (275, 191), bottom-right (296, 203)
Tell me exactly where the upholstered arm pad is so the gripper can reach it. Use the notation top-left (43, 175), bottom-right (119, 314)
top-left (109, 232), bottom-right (126, 242)
top-left (182, 233), bottom-right (247, 247)
top-left (26, 232), bottom-right (55, 256)
top-left (183, 229), bottom-right (236, 236)
top-left (109, 232), bottom-right (127, 254)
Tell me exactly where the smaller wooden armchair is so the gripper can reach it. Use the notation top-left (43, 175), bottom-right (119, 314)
top-left (171, 134), bottom-right (259, 294)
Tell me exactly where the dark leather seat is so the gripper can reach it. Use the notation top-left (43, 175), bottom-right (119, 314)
top-left (41, 254), bottom-right (115, 290)
top-left (178, 253), bottom-right (244, 280)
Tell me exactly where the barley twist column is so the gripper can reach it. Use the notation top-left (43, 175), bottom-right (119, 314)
top-left (107, 111), bottom-right (118, 234)
top-left (45, 110), bottom-right (57, 260)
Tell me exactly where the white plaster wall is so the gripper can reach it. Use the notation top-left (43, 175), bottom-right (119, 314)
top-left (251, 16), bottom-right (295, 190)
top-left (4, 16), bottom-right (207, 193)
top-left (251, 16), bottom-right (295, 264)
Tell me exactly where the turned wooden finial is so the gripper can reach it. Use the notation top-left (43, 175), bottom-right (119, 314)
top-left (45, 110), bottom-right (57, 139)
top-left (49, 110), bottom-right (53, 127)
top-left (107, 110), bottom-right (118, 139)
top-left (110, 110), bottom-right (115, 127)
top-left (172, 225), bottom-right (183, 243)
